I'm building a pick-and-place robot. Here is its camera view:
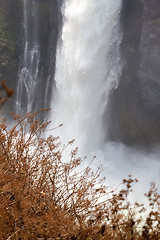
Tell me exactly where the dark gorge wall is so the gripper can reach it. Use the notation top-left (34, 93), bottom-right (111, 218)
top-left (16, 0), bottom-right (61, 114)
top-left (108, 0), bottom-right (160, 147)
top-left (28, 0), bottom-right (61, 112)
top-left (0, 0), bottom-right (22, 88)
top-left (0, 0), bottom-right (61, 114)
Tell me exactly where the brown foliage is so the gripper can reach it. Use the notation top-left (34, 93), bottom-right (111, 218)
top-left (0, 80), bottom-right (14, 105)
top-left (0, 111), bottom-right (159, 239)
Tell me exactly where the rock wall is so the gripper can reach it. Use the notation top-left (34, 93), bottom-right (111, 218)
top-left (0, 0), bottom-right (61, 114)
top-left (108, 0), bottom-right (160, 146)
top-left (0, 0), bottom-right (22, 87)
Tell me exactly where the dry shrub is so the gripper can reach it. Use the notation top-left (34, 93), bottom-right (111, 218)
top-left (0, 110), bottom-right (159, 240)
top-left (0, 80), bottom-right (14, 105)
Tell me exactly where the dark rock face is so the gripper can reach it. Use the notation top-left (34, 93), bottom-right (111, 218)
top-left (0, 0), bottom-right (61, 115)
top-left (16, 0), bottom-right (61, 115)
top-left (32, 0), bottom-right (62, 112)
top-left (0, 0), bottom-right (23, 114)
top-left (0, 0), bottom-right (22, 86)
top-left (108, 0), bottom-right (160, 146)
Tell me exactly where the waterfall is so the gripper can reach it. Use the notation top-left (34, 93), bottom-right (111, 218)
top-left (16, 0), bottom-right (40, 114)
top-left (52, 0), bottom-right (122, 155)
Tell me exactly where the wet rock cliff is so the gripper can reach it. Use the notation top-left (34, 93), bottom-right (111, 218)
top-left (108, 0), bottom-right (160, 147)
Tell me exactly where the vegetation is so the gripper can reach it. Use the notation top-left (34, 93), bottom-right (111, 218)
top-left (0, 80), bottom-right (14, 105)
top-left (0, 104), bottom-right (159, 239)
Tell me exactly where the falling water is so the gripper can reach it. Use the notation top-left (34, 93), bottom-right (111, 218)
top-left (16, 0), bottom-right (40, 114)
top-left (52, 0), bottom-right (122, 155)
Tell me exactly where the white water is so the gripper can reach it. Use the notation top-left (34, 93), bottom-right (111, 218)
top-left (52, 0), bottom-right (122, 155)
top-left (16, 0), bottom-right (40, 114)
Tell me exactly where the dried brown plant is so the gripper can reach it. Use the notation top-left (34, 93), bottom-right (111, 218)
top-left (0, 110), bottom-right (159, 240)
top-left (0, 80), bottom-right (14, 105)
